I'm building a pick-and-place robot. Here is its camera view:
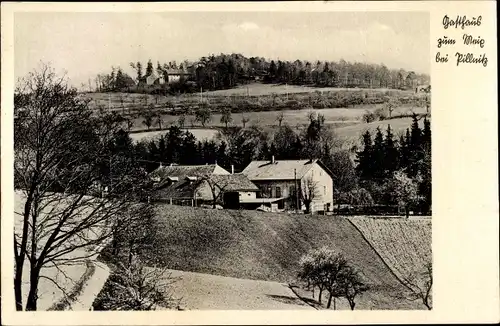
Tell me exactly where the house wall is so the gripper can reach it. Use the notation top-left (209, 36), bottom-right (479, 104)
top-left (195, 180), bottom-right (219, 201)
top-left (252, 180), bottom-right (297, 198)
top-left (302, 163), bottom-right (334, 212)
top-left (168, 74), bottom-right (181, 83)
top-left (238, 191), bottom-right (257, 200)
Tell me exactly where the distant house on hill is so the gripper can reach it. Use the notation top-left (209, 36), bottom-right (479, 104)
top-left (144, 71), bottom-right (165, 86)
top-left (165, 69), bottom-right (193, 84)
top-left (149, 163), bottom-right (258, 208)
top-left (242, 157), bottom-right (334, 213)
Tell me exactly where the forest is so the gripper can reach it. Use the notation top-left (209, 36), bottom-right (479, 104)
top-left (93, 53), bottom-right (430, 94)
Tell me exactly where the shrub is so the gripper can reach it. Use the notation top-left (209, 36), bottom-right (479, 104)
top-left (92, 259), bottom-right (180, 311)
top-left (374, 107), bottom-right (388, 121)
top-left (362, 110), bottom-right (376, 123)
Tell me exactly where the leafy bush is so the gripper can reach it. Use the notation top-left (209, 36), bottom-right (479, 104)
top-left (92, 259), bottom-right (180, 311)
top-left (362, 111), bottom-right (376, 123)
top-left (297, 247), bottom-right (368, 310)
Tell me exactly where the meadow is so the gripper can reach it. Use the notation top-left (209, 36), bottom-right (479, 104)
top-left (102, 204), bottom-right (426, 309)
top-left (347, 216), bottom-right (432, 286)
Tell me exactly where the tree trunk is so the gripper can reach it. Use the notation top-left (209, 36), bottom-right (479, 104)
top-left (349, 300), bottom-right (355, 310)
top-left (326, 293), bottom-right (333, 309)
top-left (405, 206), bottom-right (409, 218)
top-left (318, 288), bottom-right (323, 304)
top-left (128, 240), bottom-right (134, 266)
top-left (25, 267), bottom-right (41, 311)
top-left (333, 297), bottom-right (337, 310)
top-left (14, 259), bottom-right (24, 311)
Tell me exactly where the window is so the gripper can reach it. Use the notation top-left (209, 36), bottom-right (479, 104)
top-left (276, 186), bottom-right (281, 198)
top-left (324, 186), bottom-right (326, 195)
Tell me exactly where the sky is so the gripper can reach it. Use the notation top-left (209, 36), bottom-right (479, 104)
top-left (14, 11), bottom-right (430, 88)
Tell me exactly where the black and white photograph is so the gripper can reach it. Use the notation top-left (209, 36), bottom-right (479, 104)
top-left (9, 9), bottom-right (435, 312)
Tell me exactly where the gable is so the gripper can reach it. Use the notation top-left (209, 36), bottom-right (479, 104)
top-left (242, 159), bottom-right (333, 181)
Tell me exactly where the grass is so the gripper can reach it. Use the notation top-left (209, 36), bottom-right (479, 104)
top-left (347, 216), bottom-right (432, 285)
top-left (119, 204), bottom-right (425, 309)
top-left (182, 83), bottom-right (415, 97)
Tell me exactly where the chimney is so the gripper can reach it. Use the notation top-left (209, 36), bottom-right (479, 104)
top-left (271, 155), bottom-right (275, 164)
top-left (231, 165), bottom-right (234, 174)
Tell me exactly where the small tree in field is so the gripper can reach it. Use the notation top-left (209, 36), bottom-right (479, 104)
top-left (177, 114), bottom-right (186, 129)
top-left (220, 107), bottom-right (232, 128)
top-left (297, 247), bottom-right (367, 310)
top-left (155, 110), bottom-right (164, 130)
top-left (392, 170), bottom-right (422, 218)
top-left (241, 115), bottom-right (250, 128)
top-left (276, 111), bottom-right (285, 127)
top-left (195, 107), bottom-right (212, 127)
top-left (401, 262), bottom-right (433, 310)
top-left (143, 111), bottom-right (153, 130)
top-left (337, 265), bottom-right (368, 310)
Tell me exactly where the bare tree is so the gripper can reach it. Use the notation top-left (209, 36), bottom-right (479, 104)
top-left (337, 265), bottom-right (368, 310)
top-left (14, 64), bottom-right (149, 311)
top-left (220, 107), bottom-right (233, 128)
top-left (276, 111), bottom-right (285, 127)
top-left (241, 115), bottom-right (250, 128)
top-left (200, 175), bottom-right (229, 209)
top-left (300, 177), bottom-right (320, 214)
top-left (401, 263), bottom-right (433, 310)
top-left (177, 114), bottom-right (186, 129)
top-left (155, 110), bottom-right (164, 130)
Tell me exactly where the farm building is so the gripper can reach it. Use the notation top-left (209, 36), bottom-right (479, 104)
top-left (149, 163), bottom-right (258, 208)
top-left (242, 157), bottom-right (334, 214)
top-left (165, 69), bottom-right (193, 84)
top-left (145, 71), bottom-right (165, 85)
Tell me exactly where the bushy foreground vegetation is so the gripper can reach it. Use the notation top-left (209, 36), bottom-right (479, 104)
top-left (296, 248), bottom-right (368, 310)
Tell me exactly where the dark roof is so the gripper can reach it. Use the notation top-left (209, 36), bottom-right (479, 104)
top-left (166, 69), bottom-right (193, 75)
top-left (150, 164), bottom-right (226, 180)
top-left (154, 178), bottom-right (202, 199)
top-left (210, 174), bottom-right (259, 192)
top-left (242, 159), bottom-right (334, 181)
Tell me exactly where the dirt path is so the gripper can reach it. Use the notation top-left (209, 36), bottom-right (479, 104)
top-left (160, 269), bottom-right (313, 310)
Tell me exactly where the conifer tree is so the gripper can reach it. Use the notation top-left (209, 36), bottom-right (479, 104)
top-left (146, 59), bottom-right (154, 76)
top-left (384, 125), bottom-right (399, 175)
top-left (372, 127), bottom-right (385, 181)
top-left (355, 130), bottom-right (373, 181)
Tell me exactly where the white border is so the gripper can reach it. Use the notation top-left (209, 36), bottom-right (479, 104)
top-left (2, 1), bottom-right (499, 325)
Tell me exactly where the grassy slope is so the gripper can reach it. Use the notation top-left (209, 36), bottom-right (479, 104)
top-left (348, 217), bottom-right (432, 283)
top-left (139, 204), bottom-right (421, 309)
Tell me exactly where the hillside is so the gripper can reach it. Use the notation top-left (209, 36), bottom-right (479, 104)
top-left (348, 217), bottom-right (432, 283)
top-left (129, 204), bottom-right (423, 309)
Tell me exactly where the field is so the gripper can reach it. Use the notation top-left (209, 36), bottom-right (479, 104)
top-left (347, 216), bottom-right (432, 285)
top-left (119, 204), bottom-right (426, 309)
top-left (154, 268), bottom-right (312, 310)
top-left (80, 83), bottom-right (418, 110)
top-left (186, 83), bottom-right (414, 97)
